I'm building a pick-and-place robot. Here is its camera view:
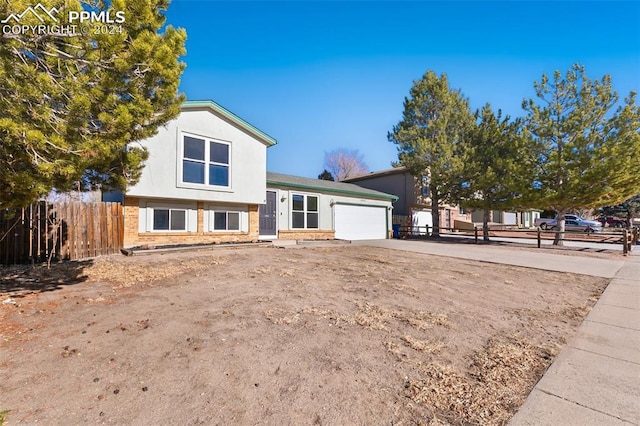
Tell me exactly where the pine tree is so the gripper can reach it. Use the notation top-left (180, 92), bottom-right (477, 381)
top-left (317, 169), bottom-right (335, 181)
top-left (457, 104), bottom-right (531, 240)
top-left (388, 71), bottom-right (474, 236)
top-left (522, 64), bottom-right (640, 245)
top-left (0, 0), bottom-right (187, 208)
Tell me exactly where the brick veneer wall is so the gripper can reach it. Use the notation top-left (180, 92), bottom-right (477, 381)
top-left (249, 204), bottom-right (259, 235)
top-left (123, 197), bottom-right (260, 247)
top-left (278, 230), bottom-right (335, 240)
top-left (123, 196), bottom-right (140, 246)
top-left (132, 232), bottom-right (256, 245)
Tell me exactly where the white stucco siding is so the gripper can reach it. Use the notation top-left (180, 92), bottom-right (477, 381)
top-left (128, 109), bottom-right (268, 204)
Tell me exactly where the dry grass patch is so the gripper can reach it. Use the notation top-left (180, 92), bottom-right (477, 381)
top-left (86, 255), bottom-right (228, 288)
top-left (266, 302), bottom-right (451, 333)
top-left (405, 335), bottom-right (555, 425)
top-left (264, 309), bottom-right (301, 325)
top-left (401, 335), bottom-right (446, 354)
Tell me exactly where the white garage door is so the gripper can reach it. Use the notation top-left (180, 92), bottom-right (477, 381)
top-left (503, 212), bottom-right (517, 225)
top-left (334, 204), bottom-right (387, 240)
top-left (412, 210), bottom-right (433, 235)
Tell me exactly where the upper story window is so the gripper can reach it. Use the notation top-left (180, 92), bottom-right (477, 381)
top-left (182, 134), bottom-right (230, 187)
top-left (292, 194), bottom-right (319, 229)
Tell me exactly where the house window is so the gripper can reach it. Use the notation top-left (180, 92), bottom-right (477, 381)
top-left (292, 194), bottom-right (319, 229)
top-left (420, 175), bottom-right (429, 197)
top-left (182, 134), bottom-right (230, 187)
top-left (212, 211), bottom-right (240, 231)
top-left (153, 208), bottom-right (187, 231)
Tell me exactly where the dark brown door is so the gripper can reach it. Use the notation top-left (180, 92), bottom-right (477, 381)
top-left (259, 191), bottom-right (277, 236)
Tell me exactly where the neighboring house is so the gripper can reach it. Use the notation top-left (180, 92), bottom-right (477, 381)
top-left (104, 100), bottom-right (396, 247)
top-left (343, 166), bottom-right (470, 231)
top-left (470, 210), bottom-right (541, 229)
top-left (265, 173), bottom-right (397, 241)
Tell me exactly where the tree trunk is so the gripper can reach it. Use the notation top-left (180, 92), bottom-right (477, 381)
top-left (553, 210), bottom-right (566, 246)
top-left (431, 190), bottom-right (440, 237)
top-left (483, 210), bottom-right (490, 241)
top-left (627, 210), bottom-right (633, 229)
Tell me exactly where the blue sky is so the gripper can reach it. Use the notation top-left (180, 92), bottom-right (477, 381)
top-left (165, 1), bottom-right (640, 178)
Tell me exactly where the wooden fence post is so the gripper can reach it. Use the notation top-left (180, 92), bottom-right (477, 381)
top-left (537, 227), bottom-right (541, 248)
top-left (474, 226), bottom-right (478, 244)
top-left (623, 229), bottom-right (628, 255)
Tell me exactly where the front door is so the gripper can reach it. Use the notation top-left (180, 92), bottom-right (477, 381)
top-left (259, 191), bottom-right (277, 237)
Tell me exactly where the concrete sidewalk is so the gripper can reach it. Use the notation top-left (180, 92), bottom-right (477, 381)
top-left (511, 251), bottom-right (640, 425)
top-left (354, 239), bottom-right (638, 425)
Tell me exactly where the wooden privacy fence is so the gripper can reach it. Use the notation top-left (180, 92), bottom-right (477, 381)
top-left (0, 201), bottom-right (123, 265)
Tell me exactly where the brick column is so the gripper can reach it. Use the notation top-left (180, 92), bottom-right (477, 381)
top-left (249, 204), bottom-right (259, 239)
top-left (123, 196), bottom-right (140, 246)
top-left (197, 201), bottom-right (205, 234)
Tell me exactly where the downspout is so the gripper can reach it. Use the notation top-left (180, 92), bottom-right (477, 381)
top-left (386, 205), bottom-right (389, 239)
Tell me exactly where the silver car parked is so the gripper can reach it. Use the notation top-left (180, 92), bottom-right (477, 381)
top-left (559, 219), bottom-right (602, 233)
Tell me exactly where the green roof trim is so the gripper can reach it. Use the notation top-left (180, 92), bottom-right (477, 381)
top-left (182, 100), bottom-right (277, 147)
top-left (267, 172), bottom-right (399, 202)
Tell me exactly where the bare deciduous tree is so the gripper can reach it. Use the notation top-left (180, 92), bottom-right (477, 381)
top-left (324, 149), bottom-right (369, 181)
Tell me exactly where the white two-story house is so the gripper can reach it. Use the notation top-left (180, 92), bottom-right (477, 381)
top-left (104, 100), bottom-right (396, 247)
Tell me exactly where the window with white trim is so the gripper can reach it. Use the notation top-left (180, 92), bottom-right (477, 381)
top-left (291, 194), bottom-right (319, 229)
top-left (182, 134), bottom-right (230, 187)
top-left (212, 211), bottom-right (241, 231)
top-left (152, 208), bottom-right (187, 231)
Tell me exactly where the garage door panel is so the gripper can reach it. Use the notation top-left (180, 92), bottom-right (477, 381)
top-left (334, 204), bottom-right (386, 240)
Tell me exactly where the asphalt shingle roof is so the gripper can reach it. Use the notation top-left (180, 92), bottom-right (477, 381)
top-left (267, 172), bottom-right (398, 201)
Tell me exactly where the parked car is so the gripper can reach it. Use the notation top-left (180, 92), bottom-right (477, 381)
top-left (534, 214), bottom-right (601, 231)
top-left (598, 216), bottom-right (626, 228)
top-left (562, 219), bottom-right (602, 233)
top-left (533, 216), bottom-right (556, 229)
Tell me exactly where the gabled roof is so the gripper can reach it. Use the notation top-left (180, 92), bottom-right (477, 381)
top-left (342, 166), bottom-right (411, 182)
top-left (267, 172), bottom-right (398, 201)
top-left (182, 100), bottom-right (277, 147)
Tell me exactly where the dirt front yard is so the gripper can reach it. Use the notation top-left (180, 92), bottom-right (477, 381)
top-left (0, 245), bottom-right (608, 425)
